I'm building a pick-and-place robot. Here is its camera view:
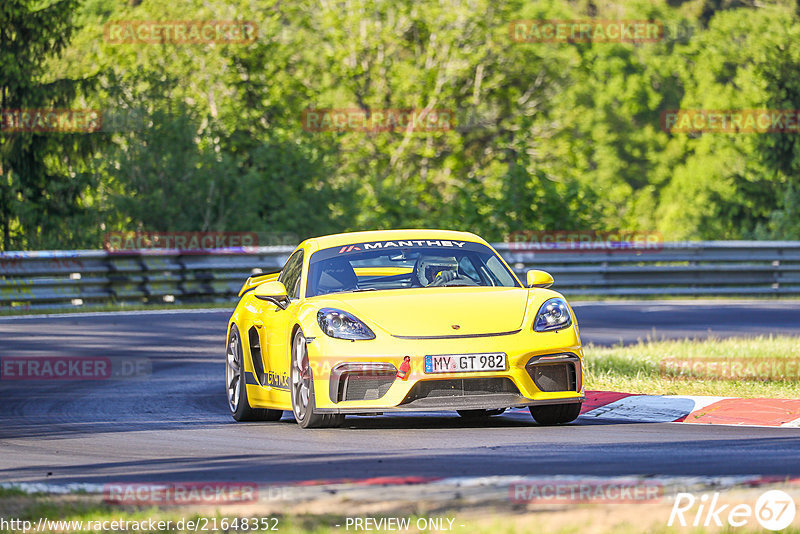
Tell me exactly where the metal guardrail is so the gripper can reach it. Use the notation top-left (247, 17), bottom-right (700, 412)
top-left (1, 241), bottom-right (799, 310)
top-left (0, 248), bottom-right (294, 310)
top-left (495, 240), bottom-right (800, 296)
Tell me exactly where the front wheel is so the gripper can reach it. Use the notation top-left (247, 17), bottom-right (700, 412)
top-left (290, 329), bottom-right (344, 429)
top-left (529, 402), bottom-right (582, 425)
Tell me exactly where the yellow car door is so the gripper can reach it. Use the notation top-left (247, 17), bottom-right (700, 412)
top-left (260, 249), bottom-right (305, 406)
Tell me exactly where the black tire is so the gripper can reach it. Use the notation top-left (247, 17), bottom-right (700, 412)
top-left (529, 402), bottom-right (582, 425)
top-left (290, 329), bottom-right (345, 429)
top-left (457, 409), bottom-right (506, 419)
top-left (226, 324), bottom-right (284, 422)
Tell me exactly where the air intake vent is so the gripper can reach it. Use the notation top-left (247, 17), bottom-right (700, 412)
top-left (526, 354), bottom-right (580, 392)
top-left (341, 374), bottom-right (395, 402)
top-left (531, 364), bottom-right (573, 392)
top-left (329, 363), bottom-right (398, 403)
top-left (248, 327), bottom-right (265, 385)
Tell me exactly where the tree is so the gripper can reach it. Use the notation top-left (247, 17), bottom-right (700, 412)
top-left (657, 5), bottom-right (800, 239)
top-left (0, 0), bottom-right (101, 250)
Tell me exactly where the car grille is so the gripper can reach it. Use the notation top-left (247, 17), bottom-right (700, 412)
top-left (400, 378), bottom-right (519, 404)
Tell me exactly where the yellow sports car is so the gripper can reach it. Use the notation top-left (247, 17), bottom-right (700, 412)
top-left (226, 229), bottom-right (584, 428)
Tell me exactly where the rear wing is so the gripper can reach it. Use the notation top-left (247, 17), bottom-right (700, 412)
top-left (238, 271), bottom-right (280, 297)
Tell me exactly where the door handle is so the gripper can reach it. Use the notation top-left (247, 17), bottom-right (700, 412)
top-left (253, 320), bottom-right (264, 329)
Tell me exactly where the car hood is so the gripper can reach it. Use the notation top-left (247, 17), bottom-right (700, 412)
top-left (326, 287), bottom-right (530, 337)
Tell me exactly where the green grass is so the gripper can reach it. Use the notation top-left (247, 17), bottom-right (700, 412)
top-left (0, 488), bottom-right (29, 498)
top-left (2, 493), bottom-right (798, 534)
top-left (584, 335), bottom-right (800, 398)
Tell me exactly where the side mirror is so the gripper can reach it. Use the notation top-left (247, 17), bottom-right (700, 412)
top-left (526, 269), bottom-right (554, 289)
top-left (254, 280), bottom-right (290, 309)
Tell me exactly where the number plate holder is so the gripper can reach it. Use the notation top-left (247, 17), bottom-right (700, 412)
top-left (423, 353), bottom-right (507, 374)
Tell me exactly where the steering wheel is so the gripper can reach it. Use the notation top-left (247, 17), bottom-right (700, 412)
top-left (428, 270), bottom-right (478, 287)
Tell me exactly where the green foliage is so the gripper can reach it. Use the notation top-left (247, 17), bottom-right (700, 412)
top-left (0, 0), bottom-right (104, 250)
top-left (3, 0), bottom-right (800, 251)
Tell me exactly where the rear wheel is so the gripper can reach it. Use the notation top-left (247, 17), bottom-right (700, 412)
top-left (457, 409), bottom-right (506, 419)
top-left (529, 402), bottom-right (582, 425)
top-left (226, 324), bottom-right (283, 422)
top-left (291, 329), bottom-right (345, 429)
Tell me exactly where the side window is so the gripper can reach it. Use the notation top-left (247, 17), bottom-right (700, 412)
top-left (278, 250), bottom-right (304, 299)
top-left (485, 255), bottom-right (517, 287)
top-left (458, 256), bottom-right (480, 282)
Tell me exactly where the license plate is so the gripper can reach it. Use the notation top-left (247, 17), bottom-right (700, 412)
top-left (424, 353), bottom-right (507, 374)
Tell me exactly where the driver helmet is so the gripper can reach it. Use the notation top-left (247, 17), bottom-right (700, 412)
top-left (414, 255), bottom-right (459, 286)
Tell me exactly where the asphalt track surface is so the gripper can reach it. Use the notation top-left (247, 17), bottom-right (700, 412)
top-left (1, 300), bottom-right (799, 486)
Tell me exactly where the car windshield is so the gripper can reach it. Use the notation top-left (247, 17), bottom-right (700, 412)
top-left (306, 239), bottom-right (520, 297)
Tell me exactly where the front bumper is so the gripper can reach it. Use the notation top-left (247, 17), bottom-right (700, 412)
top-left (307, 326), bottom-right (585, 414)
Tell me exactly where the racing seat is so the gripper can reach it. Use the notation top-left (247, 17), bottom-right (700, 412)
top-left (317, 259), bottom-right (358, 294)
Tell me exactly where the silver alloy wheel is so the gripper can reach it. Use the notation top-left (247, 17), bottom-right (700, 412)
top-left (291, 332), bottom-right (311, 421)
top-left (226, 331), bottom-right (241, 413)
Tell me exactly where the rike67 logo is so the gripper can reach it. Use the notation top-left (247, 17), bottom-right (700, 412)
top-left (669, 490), bottom-right (796, 531)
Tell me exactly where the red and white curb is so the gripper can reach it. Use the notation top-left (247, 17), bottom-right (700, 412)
top-left (582, 390), bottom-right (800, 427)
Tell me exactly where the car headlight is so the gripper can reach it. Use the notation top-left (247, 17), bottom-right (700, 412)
top-left (317, 308), bottom-right (376, 340)
top-left (533, 298), bottom-right (572, 332)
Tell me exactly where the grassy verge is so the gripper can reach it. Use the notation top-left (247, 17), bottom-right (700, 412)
top-left (584, 335), bottom-right (800, 398)
top-left (2, 490), bottom-right (799, 534)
